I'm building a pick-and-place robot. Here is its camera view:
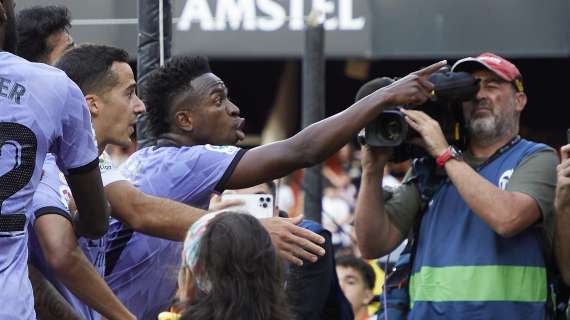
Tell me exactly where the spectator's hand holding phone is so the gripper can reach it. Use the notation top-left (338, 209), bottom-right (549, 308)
top-left (555, 129), bottom-right (570, 213)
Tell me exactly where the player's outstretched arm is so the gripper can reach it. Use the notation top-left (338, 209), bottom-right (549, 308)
top-left (35, 214), bottom-right (135, 320)
top-left (224, 61), bottom-right (447, 190)
top-left (65, 166), bottom-right (110, 239)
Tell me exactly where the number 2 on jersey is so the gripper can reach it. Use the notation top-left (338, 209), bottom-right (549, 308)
top-left (0, 122), bottom-right (37, 212)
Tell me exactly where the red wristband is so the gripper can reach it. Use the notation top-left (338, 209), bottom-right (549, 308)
top-left (436, 147), bottom-right (453, 167)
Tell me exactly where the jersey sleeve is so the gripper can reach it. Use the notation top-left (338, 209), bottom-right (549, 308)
top-left (121, 145), bottom-right (246, 208)
top-left (29, 154), bottom-right (71, 224)
top-left (174, 145), bottom-right (246, 201)
top-left (54, 79), bottom-right (99, 175)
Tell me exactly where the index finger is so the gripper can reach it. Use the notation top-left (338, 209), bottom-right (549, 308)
top-left (413, 60), bottom-right (447, 77)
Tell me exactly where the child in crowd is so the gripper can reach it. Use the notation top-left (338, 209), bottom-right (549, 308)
top-left (336, 255), bottom-right (376, 320)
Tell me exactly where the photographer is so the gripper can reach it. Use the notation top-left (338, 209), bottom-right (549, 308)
top-left (354, 53), bottom-right (558, 319)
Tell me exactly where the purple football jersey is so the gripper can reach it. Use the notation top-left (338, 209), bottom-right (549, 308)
top-left (28, 153), bottom-right (126, 320)
top-left (105, 144), bottom-right (245, 319)
top-left (0, 52), bottom-right (98, 319)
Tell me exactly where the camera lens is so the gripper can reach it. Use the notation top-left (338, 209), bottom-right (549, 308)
top-left (265, 197), bottom-right (271, 202)
top-left (262, 203), bottom-right (268, 208)
top-left (380, 118), bottom-right (403, 142)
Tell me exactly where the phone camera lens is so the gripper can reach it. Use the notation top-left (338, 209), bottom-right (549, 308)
top-left (265, 197), bottom-right (271, 202)
top-left (262, 203), bottom-right (268, 208)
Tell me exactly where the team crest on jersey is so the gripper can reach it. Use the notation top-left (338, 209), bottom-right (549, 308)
top-left (498, 169), bottom-right (514, 190)
top-left (204, 144), bottom-right (239, 155)
top-left (58, 185), bottom-right (72, 209)
top-left (99, 152), bottom-right (114, 173)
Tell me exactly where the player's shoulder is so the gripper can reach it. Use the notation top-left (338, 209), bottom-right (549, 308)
top-left (1, 52), bottom-right (75, 89)
top-left (201, 144), bottom-right (241, 155)
top-left (133, 144), bottom-right (240, 158)
top-left (4, 53), bottom-right (66, 78)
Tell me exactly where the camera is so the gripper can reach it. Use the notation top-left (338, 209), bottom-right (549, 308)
top-left (362, 69), bottom-right (480, 162)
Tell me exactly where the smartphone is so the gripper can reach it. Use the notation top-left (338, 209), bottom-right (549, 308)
top-left (220, 194), bottom-right (274, 219)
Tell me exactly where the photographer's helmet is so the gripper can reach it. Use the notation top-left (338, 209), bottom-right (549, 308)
top-left (451, 52), bottom-right (524, 93)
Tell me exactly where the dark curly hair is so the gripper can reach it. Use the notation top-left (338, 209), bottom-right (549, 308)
top-left (142, 55), bottom-right (211, 137)
top-left (181, 212), bottom-right (290, 320)
top-left (16, 5), bottom-right (71, 62)
top-left (1, 0), bottom-right (17, 53)
top-left (55, 44), bottom-right (129, 96)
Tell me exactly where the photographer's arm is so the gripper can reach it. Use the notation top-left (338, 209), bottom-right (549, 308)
top-left (354, 146), bottom-right (414, 259)
top-left (443, 159), bottom-right (542, 237)
top-left (225, 61), bottom-right (446, 189)
top-left (555, 145), bottom-right (570, 285)
top-left (403, 109), bottom-right (556, 237)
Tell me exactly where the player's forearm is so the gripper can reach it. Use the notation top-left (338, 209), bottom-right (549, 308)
top-left (555, 205), bottom-right (570, 285)
top-left (444, 159), bottom-right (539, 237)
top-left (355, 169), bottom-right (401, 258)
top-left (67, 167), bottom-right (110, 239)
top-left (130, 192), bottom-right (206, 241)
top-left (286, 92), bottom-right (391, 167)
top-left (29, 264), bottom-right (82, 320)
top-left (54, 247), bottom-right (135, 320)
top-left (106, 181), bottom-right (205, 241)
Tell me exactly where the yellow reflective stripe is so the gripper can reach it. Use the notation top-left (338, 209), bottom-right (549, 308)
top-left (410, 265), bottom-right (547, 303)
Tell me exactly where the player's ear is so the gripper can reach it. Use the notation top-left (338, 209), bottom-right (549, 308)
top-left (85, 95), bottom-right (100, 117)
top-left (175, 110), bottom-right (193, 132)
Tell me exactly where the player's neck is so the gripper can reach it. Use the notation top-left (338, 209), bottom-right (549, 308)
top-left (157, 132), bottom-right (196, 147)
top-left (96, 136), bottom-right (107, 155)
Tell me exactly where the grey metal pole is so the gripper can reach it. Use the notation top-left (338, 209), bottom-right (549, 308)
top-left (301, 17), bottom-right (325, 223)
top-left (136, 0), bottom-right (172, 149)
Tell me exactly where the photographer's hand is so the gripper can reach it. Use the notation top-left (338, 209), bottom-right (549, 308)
top-left (400, 109), bottom-right (449, 157)
top-left (361, 145), bottom-right (392, 174)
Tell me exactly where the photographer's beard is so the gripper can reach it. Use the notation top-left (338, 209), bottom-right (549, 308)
top-left (464, 98), bottom-right (518, 148)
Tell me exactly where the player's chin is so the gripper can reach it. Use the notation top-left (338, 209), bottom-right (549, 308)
top-left (114, 135), bottom-right (133, 148)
